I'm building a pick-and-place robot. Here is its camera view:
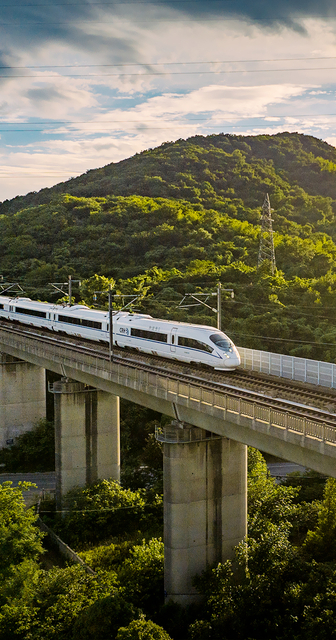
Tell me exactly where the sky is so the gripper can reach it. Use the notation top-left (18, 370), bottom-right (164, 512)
top-left (1, 0), bottom-right (336, 200)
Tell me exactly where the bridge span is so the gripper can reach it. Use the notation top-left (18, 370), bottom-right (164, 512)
top-left (1, 321), bottom-right (336, 603)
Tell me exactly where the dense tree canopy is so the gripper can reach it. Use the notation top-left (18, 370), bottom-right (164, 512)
top-left (1, 451), bottom-right (335, 640)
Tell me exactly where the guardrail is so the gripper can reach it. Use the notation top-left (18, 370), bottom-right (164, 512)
top-left (238, 347), bottom-right (336, 389)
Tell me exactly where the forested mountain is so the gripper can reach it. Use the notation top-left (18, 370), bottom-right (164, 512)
top-left (1, 132), bottom-right (336, 361)
top-left (2, 132), bottom-right (336, 215)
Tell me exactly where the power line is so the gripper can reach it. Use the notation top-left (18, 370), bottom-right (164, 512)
top-left (2, 113), bottom-right (336, 124)
top-left (2, 56), bottom-right (336, 69)
top-left (1, 66), bottom-right (336, 78)
top-left (0, 16), bottom-right (331, 24)
top-left (0, 0), bottom-right (242, 7)
top-left (0, 15), bottom-right (332, 28)
top-left (0, 173), bottom-right (83, 177)
top-left (0, 120), bottom-right (334, 133)
top-left (230, 331), bottom-right (336, 347)
top-left (0, 125), bottom-right (332, 132)
top-left (228, 301), bottom-right (336, 320)
top-left (0, 0), bottom-right (333, 18)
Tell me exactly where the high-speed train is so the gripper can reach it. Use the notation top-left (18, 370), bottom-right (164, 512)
top-left (0, 295), bottom-right (240, 370)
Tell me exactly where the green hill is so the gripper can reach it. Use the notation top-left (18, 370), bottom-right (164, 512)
top-left (1, 132), bottom-right (336, 360)
top-left (2, 132), bottom-right (336, 216)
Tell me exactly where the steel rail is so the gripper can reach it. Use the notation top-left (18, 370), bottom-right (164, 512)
top-left (0, 319), bottom-right (333, 406)
top-left (1, 321), bottom-right (336, 427)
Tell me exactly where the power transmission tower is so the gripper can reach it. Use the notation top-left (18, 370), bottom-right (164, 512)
top-left (258, 193), bottom-right (276, 275)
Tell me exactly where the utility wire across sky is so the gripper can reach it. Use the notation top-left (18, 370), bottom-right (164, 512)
top-left (2, 56), bottom-right (336, 68)
top-left (1, 66), bottom-right (336, 78)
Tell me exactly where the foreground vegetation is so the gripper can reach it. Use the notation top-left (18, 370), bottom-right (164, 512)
top-left (1, 448), bottom-right (336, 640)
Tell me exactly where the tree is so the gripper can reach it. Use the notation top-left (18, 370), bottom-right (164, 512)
top-left (80, 274), bottom-right (115, 307)
top-left (247, 448), bottom-right (298, 529)
top-left (53, 480), bottom-right (147, 546)
top-left (303, 478), bottom-right (336, 561)
top-left (0, 481), bottom-right (43, 580)
top-left (72, 592), bottom-right (140, 640)
top-left (116, 617), bottom-right (172, 640)
top-left (117, 539), bottom-right (164, 615)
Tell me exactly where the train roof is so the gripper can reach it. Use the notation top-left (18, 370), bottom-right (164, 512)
top-left (0, 296), bottom-right (152, 321)
top-left (118, 314), bottom-right (223, 332)
top-left (0, 296), bottom-right (227, 333)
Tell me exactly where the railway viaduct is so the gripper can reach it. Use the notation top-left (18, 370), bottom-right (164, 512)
top-left (1, 322), bottom-right (336, 603)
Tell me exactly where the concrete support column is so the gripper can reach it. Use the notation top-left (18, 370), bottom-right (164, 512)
top-left (51, 380), bottom-right (120, 505)
top-left (0, 352), bottom-right (46, 448)
top-left (158, 424), bottom-right (247, 605)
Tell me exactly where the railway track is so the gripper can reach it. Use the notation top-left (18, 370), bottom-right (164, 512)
top-left (1, 320), bottom-right (336, 426)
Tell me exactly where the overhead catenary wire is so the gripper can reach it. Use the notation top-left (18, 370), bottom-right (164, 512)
top-left (229, 331), bottom-right (336, 346)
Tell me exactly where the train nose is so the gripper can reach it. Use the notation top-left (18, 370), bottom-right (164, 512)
top-left (225, 350), bottom-right (241, 368)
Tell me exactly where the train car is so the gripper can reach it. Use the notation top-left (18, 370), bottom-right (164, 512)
top-left (0, 296), bottom-right (240, 370)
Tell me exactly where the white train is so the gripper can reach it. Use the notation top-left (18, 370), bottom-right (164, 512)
top-left (0, 296), bottom-right (240, 370)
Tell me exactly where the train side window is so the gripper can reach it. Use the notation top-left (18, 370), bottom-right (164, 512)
top-left (82, 319), bottom-right (102, 330)
top-left (58, 315), bottom-right (81, 326)
top-left (171, 335), bottom-right (175, 344)
top-left (131, 328), bottom-right (167, 343)
top-left (178, 336), bottom-right (213, 353)
top-left (0, 304), bottom-right (3, 309)
top-left (16, 307), bottom-right (46, 319)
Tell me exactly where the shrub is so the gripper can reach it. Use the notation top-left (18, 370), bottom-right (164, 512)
top-left (116, 617), bottom-right (172, 640)
top-left (72, 593), bottom-right (140, 640)
top-left (52, 480), bottom-right (162, 547)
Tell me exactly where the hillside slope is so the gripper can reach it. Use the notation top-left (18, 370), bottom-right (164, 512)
top-left (2, 132), bottom-right (336, 219)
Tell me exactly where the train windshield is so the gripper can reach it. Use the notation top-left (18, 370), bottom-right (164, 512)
top-left (210, 334), bottom-right (233, 352)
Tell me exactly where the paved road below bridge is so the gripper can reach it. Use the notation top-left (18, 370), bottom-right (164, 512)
top-left (0, 471), bottom-right (56, 506)
top-left (267, 462), bottom-right (307, 478)
top-left (0, 464), bottom-right (311, 506)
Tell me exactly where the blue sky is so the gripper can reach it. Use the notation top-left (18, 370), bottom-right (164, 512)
top-left (1, 0), bottom-right (336, 200)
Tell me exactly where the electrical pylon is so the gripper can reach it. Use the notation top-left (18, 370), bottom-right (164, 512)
top-left (258, 193), bottom-right (276, 275)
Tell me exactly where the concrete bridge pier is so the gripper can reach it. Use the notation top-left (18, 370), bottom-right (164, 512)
top-left (158, 423), bottom-right (247, 605)
top-left (0, 351), bottom-right (46, 448)
top-left (50, 380), bottom-right (120, 506)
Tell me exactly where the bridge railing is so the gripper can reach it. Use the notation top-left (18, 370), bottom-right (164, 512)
top-left (238, 347), bottom-right (336, 390)
top-left (2, 326), bottom-right (336, 458)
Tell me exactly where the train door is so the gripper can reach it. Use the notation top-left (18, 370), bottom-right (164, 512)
top-left (170, 327), bottom-right (178, 352)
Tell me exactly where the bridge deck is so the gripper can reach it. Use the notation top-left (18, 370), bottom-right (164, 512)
top-left (0, 324), bottom-right (335, 476)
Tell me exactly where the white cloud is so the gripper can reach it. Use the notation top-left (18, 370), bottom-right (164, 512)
top-left (1, 12), bottom-right (336, 200)
top-left (121, 83), bottom-right (309, 119)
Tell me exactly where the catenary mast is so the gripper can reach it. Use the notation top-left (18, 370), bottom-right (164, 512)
top-left (258, 193), bottom-right (276, 275)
